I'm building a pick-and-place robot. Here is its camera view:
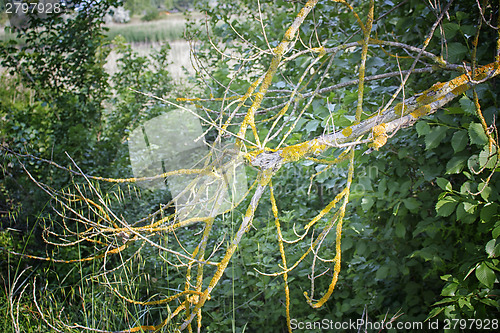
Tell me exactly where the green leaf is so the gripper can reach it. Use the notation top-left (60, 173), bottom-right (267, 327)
top-left (458, 297), bottom-right (473, 311)
top-left (460, 181), bottom-right (475, 195)
top-left (468, 123), bottom-right (488, 145)
top-left (456, 11), bottom-right (468, 21)
top-left (460, 24), bottom-right (477, 37)
top-left (479, 298), bottom-right (499, 307)
top-left (426, 307), bottom-right (445, 320)
top-left (478, 182), bottom-right (492, 200)
top-left (440, 274), bottom-right (453, 281)
top-left (485, 239), bottom-right (497, 257)
top-left (479, 146), bottom-right (498, 169)
top-left (488, 241), bottom-right (500, 258)
top-left (416, 121), bottom-right (430, 136)
top-left (436, 177), bottom-right (452, 191)
top-left (441, 282), bottom-right (458, 296)
top-left (341, 237), bottom-right (354, 251)
top-left (425, 126), bottom-right (447, 150)
top-left (441, 23), bottom-right (460, 39)
top-left (376, 265), bottom-right (389, 280)
top-left (459, 95), bottom-right (476, 115)
top-left (225, 266), bottom-right (243, 279)
top-left (468, 154), bottom-right (480, 172)
top-left (343, 91), bottom-right (358, 104)
top-left (410, 247), bottom-right (434, 261)
top-left (493, 225), bottom-right (500, 239)
top-left (463, 202), bottom-right (477, 214)
top-left (445, 155), bottom-right (468, 174)
top-left (456, 202), bottom-right (468, 221)
top-left (451, 130), bottom-right (468, 153)
top-left (392, 201), bottom-right (401, 216)
top-left (447, 42), bottom-right (468, 63)
top-left (475, 262), bottom-right (496, 288)
top-left (445, 106), bottom-right (465, 114)
top-left (304, 119), bottom-right (320, 132)
top-left (436, 197), bottom-right (458, 217)
top-left (481, 204), bottom-right (498, 222)
top-left (361, 197), bottom-right (375, 211)
top-left (395, 223), bottom-right (406, 238)
top-left (403, 197), bottom-right (421, 211)
top-left (356, 241), bottom-right (367, 256)
top-left (465, 264), bottom-right (479, 280)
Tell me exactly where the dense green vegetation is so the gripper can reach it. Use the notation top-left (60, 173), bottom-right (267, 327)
top-left (182, 1), bottom-right (500, 331)
top-left (1, 0), bottom-right (499, 332)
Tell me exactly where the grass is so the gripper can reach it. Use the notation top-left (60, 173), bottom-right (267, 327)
top-left (105, 19), bottom-right (186, 43)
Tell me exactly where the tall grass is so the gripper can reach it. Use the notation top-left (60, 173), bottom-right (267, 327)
top-left (105, 19), bottom-right (186, 43)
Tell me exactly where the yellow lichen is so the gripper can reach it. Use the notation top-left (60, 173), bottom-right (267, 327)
top-left (416, 82), bottom-right (446, 105)
top-left (410, 105), bottom-right (431, 119)
top-left (369, 134), bottom-right (388, 150)
top-left (318, 46), bottom-right (326, 57)
top-left (244, 149), bottom-right (263, 163)
top-left (342, 127), bottom-right (352, 137)
top-left (372, 123), bottom-right (386, 136)
top-left (280, 142), bottom-right (310, 162)
top-left (433, 55), bottom-right (447, 67)
top-left (283, 27), bottom-right (295, 42)
top-left (394, 102), bottom-right (405, 116)
top-left (451, 83), bottom-right (468, 96)
top-left (280, 140), bottom-right (327, 163)
top-left (310, 141), bottom-right (328, 154)
top-left (368, 124), bottom-right (388, 150)
top-left (176, 97), bottom-right (201, 102)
